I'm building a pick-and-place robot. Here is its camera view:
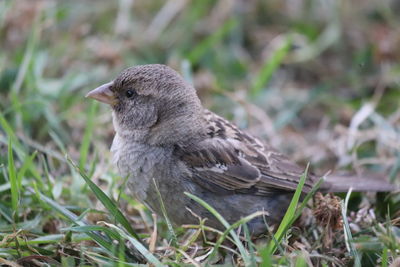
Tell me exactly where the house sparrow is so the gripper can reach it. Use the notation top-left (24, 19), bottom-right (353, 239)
top-left (86, 64), bottom-right (394, 235)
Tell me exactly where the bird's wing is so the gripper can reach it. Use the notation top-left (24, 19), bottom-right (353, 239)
top-left (176, 110), bottom-right (316, 195)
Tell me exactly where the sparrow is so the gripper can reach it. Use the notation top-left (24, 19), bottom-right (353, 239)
top-left (86, 64), bottom-right (394, 235)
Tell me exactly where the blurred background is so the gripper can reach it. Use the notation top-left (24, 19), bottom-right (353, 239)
top-left (1, 0), bottom-right (400, 265)
top-left (2, 0), bottom-right (400, 171)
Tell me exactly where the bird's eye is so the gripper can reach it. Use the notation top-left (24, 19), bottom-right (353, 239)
top-left (125, 89), bottom-right (135, 98)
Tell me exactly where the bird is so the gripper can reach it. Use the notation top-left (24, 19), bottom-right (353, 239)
top-left (86, 64), bottom-right (395, 235)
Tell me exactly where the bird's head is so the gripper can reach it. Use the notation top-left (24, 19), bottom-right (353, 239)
top-left (86, 64), bottom-right (204, 145)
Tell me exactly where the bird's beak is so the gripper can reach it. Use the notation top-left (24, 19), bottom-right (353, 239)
top-left (86, 81), bottom-right (116, 105)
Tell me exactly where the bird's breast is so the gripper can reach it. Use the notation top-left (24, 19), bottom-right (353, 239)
top-left (111, 134), bottom-right (174, 204)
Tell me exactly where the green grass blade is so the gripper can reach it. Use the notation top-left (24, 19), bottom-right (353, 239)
top-left (381, 247), bottom-right (388, 267)
top-left (251, 35), bottom-right (291, 96)
top-left (63, 225), bottom-right (122, 241)
top-left (30, 189), bottom-right (123, 258)
top-left (29, 188), bottom-right (86, 226)
top-left (261, 253), bottom-right (273, 267)
top-left (1, 234), bottom-right (89, 247)
top-left (7, 138), bottom-right (19, 220)
top-left (153, 179), bottom-right (178, 246)
top-left (17, 151), bottom-right (37, 189)
top-left (244, 223), bottom-right (257, 267)
top-left (187, 18), bottom-right (237, 64)
top-left (293, 176), bottom-right (324, 221)
top-left (209, 211), bottom-right (266, 262)
top-left (184, 192), bottom-right (252, 266)
top-left (107, 224), bottom-right (165, 267)
top-left (67, 156), bottom-right (142, 242)
top-left (0, 112), bottom-right (25, 159)
top-left (295, 253), bottom-right (308, 267)
top-left (0, 203), bottom-right (12, 223)
top-left (0, 113), bottom-right (17, 141)
top-left (342, 189), bottom-right (362, 267)
top-left (263, 164), bottom-right (309, 256)
top-left (0, 214), bottom-right (41, 232)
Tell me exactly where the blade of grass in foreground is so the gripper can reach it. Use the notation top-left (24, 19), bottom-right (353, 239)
top-left (30, 189), bottom-right (115, 251)
top-left (0, 112), bottom-right (25, 159)
top-left (31, 189), bottom-right (146, 263)
top-left (153, 179), bottom-right (178, 247)
top-left (259, 174), bottom-right (324, 266)
top-left (7, 138), bottom-right (19, 220)
top-left (262, 164), bottom-right (310, 258)
top-left (0, 234), bottom-right (89, 247)
top-left (184, 192), bottom-right (253, 267)
top-left (104, 222), bottom-right (165, 267)
top-left (208, 211), bottom-right (267, 262)
top-left (66, 156), bottom-right (142, 242)
top-left (342, 189), bottom-right (361, 267)
top-left (381, 247), bottom-right (388, 267)
top-left (63, 225), bottom-right (122, 241)
top-left (17, 151), bottom-right (37, 189)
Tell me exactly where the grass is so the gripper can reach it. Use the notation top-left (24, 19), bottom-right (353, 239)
top-left (342, 189), bottom-right (361, 267)
top-left (1, 0), bottom-right (400, 266)
top-left (263, 164), bottom-right (309, 256)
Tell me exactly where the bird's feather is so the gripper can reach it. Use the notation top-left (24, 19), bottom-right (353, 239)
top-left (177, 110), bottom-right (317, 195)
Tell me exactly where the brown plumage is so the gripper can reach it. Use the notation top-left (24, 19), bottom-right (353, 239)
top-left (86, 64), bottom-right (396, 235)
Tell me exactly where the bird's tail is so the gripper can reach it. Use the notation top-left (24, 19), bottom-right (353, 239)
top-left (321, 172), bottom-right (397, 193)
